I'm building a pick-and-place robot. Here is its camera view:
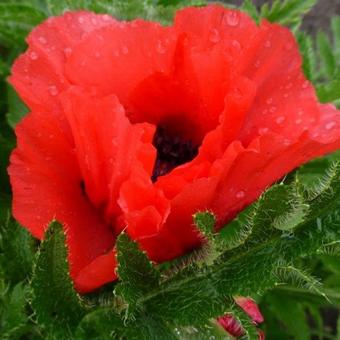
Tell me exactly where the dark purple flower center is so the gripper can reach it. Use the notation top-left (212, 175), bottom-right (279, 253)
top-left (151, 126), bottom-right (198, 182)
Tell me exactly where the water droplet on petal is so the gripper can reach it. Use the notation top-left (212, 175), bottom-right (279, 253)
top-left (302, 81), bottom-right (309, 89)
top-left (209, 28), bottom-right (220, 43)
top-left (94, 51), bottom-right (101, 58)
top-left (91, 17), bottom-right (97, 25)
top-left (266, 98), bottom-right (273, 105)
top-left (254, 60), bottom-right (260, 68)
top-left (297, 109), bottom-right (304, 116)
top-left (325, 121), bottom-right (336, 130)
top-left (102, 14), bottom-right (111, 21)
top-left (64, 47), bottom-right (72, 56)
top-left (295, 118), bottom-right (302, 125)
top-left (78, 16), bottom-right (85, 24)
top-left (270, 106), bottom-right (277, 113)
top-left (226, 11), bottom-right (240, 26)
top-left (30, 51), bottom-right (38, 60)
top-left (264, 40), bottom-right (271, 48)
top-left (156, 40), bottom-right (166, 54)
top-left (231, 39), bottom-right (241, 50)
top-left (121, 45), bottom-right (129, 55)
top-left (48, 85), bottom-right (58, 96)
top-left (38, 36), bottom-right (47, 44)
top-left (236, 191), bottom-right (245, 198)
top-left (259, 127), bottom-right (269, 134)
top-left (285, 41), bottom-right (294, 50)
top-left (276, 116), bottom-right (285, 124)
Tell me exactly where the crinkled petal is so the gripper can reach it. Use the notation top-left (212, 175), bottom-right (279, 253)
top-left (60, 87), bottom-right (156, 226)
top-left (212, 131), bottom-right (340, 225)
top-left (8, 110), bottom-right (115, 285)
top-left (65, 20), bottom-right (176, 102)
top-left (10, 11), bottom-right (115, 113)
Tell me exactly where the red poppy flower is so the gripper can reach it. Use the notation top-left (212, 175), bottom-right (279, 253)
top-left (8, 5), bottom-right (340, 293)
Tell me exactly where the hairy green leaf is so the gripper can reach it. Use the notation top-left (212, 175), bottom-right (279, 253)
top-left (31, 221), bottom-right (85, 337)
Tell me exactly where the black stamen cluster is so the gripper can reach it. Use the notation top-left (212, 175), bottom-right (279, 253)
top-left (151, 126), bottom-right (198, 182)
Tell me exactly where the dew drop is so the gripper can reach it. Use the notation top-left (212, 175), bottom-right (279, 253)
top-left (226, 11), bottom-right (240, 26)
top-left (121, 45), bottom-right (129, 55)
top-left (276, 116), bottom-right (285, 124)
top-left (156, 40), bottom-right (166, 54)
top-left (283, 93), bottom-right (289, 98)
top-left (325, 121), bottom-right (336, 130)
top-left (232, 39), bottom-right (241, 49)
top-left (297, 109), bottom-right (304, 116)
top-left (284, 41), bottom-right (294, 50)
top-left (254, 60), bottom-right (260, 68)
top-left (102, 14), bottom-right (111, 21)
top-left (236, 190), bottom-right (245, 198)
top-left (209, 28), bottom-right (220, 43)
top-left (38, 36), bottom-right (47, 44)
top-left (295, 118), bottom-right (302, 125)
top-left (91, 17), bottom-right (97, 25)
top-left (64, 47), bottom-right (72, 56)
top-left (48, 85), bottom-right (58, 96)
top-left (266, 97), bottom-right (273, 105)
top-left (94, 51), bottom-right (101, 58)
top-left (259, 127), bottom-right (269, 134)
top-left (302, 81), bottom-right (309, 89)
top-left (270, 106), bottom-right (277, 113)
top-left (78, 16), bottom-right (85, 24)
top-left (264, 40), bottom-right (271, 48)
top-left (30, 51), bottom-right (38, 60)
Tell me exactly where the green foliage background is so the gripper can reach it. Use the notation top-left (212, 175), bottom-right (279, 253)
top-left (1, 0), bottom-right (340, 339)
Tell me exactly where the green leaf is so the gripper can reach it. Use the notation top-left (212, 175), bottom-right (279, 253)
top-left (297, 32), bottom-right (317, 82)
top-left (193, 211), bottom-right (215, 240)
top-left (264, 291), bottom-right (310, 340)
top-left (317, 31), bottom-right (336, 79)
top-left (6, 84), bottom-right (29, 128)
top-left (115, 233), bottom-right (160, 308)
top-left (317, 80), bottom-right (340, 104)
top-left (0, 282), bottom-right (29, 339)
top-left (331, 16), bottom-right (340, 59)
top-left (31, 221), bottom-right (85, 337)
top-left (259, 0), bottom-right (317, 28)
top-left (241, 0), bottom-right (259, 23)
top-left (0, 3), bottom-right (46, 47)
top-left (0, 216), bottom-right (35, 283)
top-left (75, 308), bottom-right (125, 340)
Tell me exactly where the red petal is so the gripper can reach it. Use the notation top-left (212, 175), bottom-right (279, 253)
top-left (60, 87), bottom-right (156, 226)
top-left (211, 131), bottom-right (340, 225)
top-left (237, 22), bottom-right (319, 145)
top-left (10, 11), bottom-right (115, 113)
top-left (8, 110), bottom-right (115, 283)
top-left (75, 250), bottom-right (117, 293)
top-left (65, 20), bottom-right (176, 103)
